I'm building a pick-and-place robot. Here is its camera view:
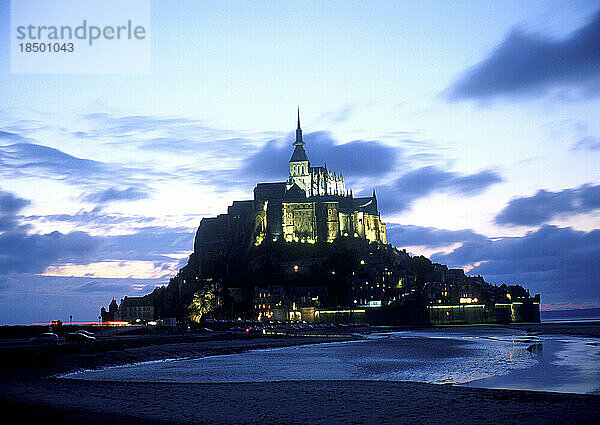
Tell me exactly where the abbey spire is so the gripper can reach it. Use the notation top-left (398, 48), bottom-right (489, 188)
top-left (289, 107), bottom-right (309, 163)
top-left (294, 106), bottom-right (304, 146)
top-left (287, 109), bottom-right (346, 198)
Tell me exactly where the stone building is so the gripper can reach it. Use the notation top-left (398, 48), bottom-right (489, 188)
top-left (194, 111), bottom-right (386, 261)
top-left (116, 296), bottom-right (154, 323)
top-left (100, 296), bottom-right (155, 324)
top-left (286, 109), bottom-right (346, 198)
top-left (275, 110), bottom-right (386, 244)
top-left (100, 298), bottom-right (119, 322)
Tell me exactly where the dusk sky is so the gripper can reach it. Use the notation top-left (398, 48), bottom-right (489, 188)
top-left (1, 0), bottom-right (599, 324)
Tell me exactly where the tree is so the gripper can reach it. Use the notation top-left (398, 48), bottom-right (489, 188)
top-left (188, 281), bottom-right (223, 323)
top-left (409, 255), bottom-right (433, 287)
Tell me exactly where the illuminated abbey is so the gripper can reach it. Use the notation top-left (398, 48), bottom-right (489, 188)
top-left (194, 111), bottom-right (386, 257)
top-left (102, 111), bottom-right (540, 326)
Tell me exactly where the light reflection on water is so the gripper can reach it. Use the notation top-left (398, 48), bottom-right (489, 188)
top-left (464, 335), bottom-right (600, 394)
top-left (66, 329), bottom-right (600, 394)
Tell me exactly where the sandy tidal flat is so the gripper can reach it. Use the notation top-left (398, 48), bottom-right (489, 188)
top-left (2, 378), bottom-right (600, 424)
top-left (1, 325), bottom-right (599, 424)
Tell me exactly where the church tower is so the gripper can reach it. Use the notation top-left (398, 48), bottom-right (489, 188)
top-left (287, 108), bottom-right (311, 196)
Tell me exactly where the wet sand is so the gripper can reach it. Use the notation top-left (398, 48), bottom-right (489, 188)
top-left (2, 378), bottom-right (599, 424)
top-left (0, 332), bottom-right (352, 380)
top-left (1, 325), bottom-right (598, 424)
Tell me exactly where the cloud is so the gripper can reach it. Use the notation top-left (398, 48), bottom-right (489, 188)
top-left (496, 184), bottom-right (600, 226)
top-left (386, 223), bottom-right (486, 248)
top-left (0, 142), bottom-right (169, 188)
top-left (0, 142), bottom-right (106, 177)
top-left (378, 166), bottom-right (502, 214)
top-left (3, 112), bottom-right (432, 201)
top-left (0, 190), bottom-right (188, 323)
top-left (97, 226), bottom-right (194, 263)
top-left (27, 208), bottom-right (156, 229)
top-left (79, 113), bottom-right (261, 157)
top-left (432, 225), bottom-right (600, 307)
top-left (571, 136), bottom-right (600, 151)
top-left (75, 113), bottom-right (263, 187)
top-left (0, 189), bottom-right (30, 215)
top-left (140, 136), bottom-right (255, 155)
top-left (0, 189), bottom-right (31, 232)
top-left (0, 142), bottom-right (112, 184)
top-left (446, 9), bottom-right (600, 100)
top-left (26, 209), bottom-right (194, 263)
top-left (0, 188), bottom-right (193, 276)
top-left (0, 189), bottom-right (100, 274)
top-left (80, 114), bottom-right (259, 157)
top-left (69, 277), bottom-right (161, 295)
top-left (81, 186), bottom-right (151, 204)
top-left (241, 131), bottom-right (400, 181)
top-left (82, 113), bottom-right (199, 137)
top-left (317, 104), bottom-right (355, 124)
top-left (0, 130), bottom-right (33, 143)
top-left (0, 231), bottom-right (99, 274)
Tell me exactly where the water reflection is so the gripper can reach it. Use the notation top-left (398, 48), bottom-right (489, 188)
top-left (464, 336), bottom-right (600, 394)
top-left (526, 342), bottom-right (544, 357)
top-left (66, 329), bottom-right (600, 394)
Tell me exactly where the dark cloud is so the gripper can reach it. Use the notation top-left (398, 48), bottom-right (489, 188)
top-left (0, 190), bottom-right (191, 275)
top-left (446, 9), bottom-right (600, 100)
top-left (378, 166), bottom-right (502, 214)
top-left (0, 189), bottom-right (31, 232)
top-left (0, 190), bottom-right (30, 215)
top-left (0, 130), bottom-right (33, 143)
top-left (0, 142), bottom-right (110, 183)
top-left (242, 131), bottom-right (399, 181)
top-left (432, 225), bottom-right (600, 307)
top-left (496, 184), bottom-right (600, 226)
top-left (0, 189), bottom-right (100, 274)
top-left (0, 198), bottom-right (189, 322)
top-left (25, 208), bottom-right (193, 263)
top-left (0, 230), bottom-right (99, 274)
top-left (81, 187), bottom-right (151, 204)
top-left (0, 142), bottom-right (105, 176)
top-left (0, 143), bottom-right (169, 188)
top-left (386, 223), bottom-right (486, 248)
top-left (571, 136), bottom-right (600, 151)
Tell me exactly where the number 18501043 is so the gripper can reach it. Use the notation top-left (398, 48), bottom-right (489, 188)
top-left (19, 42), bottom-right (74, 53)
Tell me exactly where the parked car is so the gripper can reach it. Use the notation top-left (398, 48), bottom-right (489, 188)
top-left (245, 327), bottom-right (263, 336)
top-left (30, 332), bottom-right (58, 344)
top-left (66, 331), bottom-right (96, 344)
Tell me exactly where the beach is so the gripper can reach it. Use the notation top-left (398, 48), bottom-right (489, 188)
top-left (3, 378), bottom-right (600, 424)
top-left (1, 323), bottom-right (599, 424)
